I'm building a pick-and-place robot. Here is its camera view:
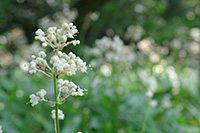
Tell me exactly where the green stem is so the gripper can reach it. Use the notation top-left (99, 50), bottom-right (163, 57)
top-left (141, 98), bottom-right (151, 133)
top-left (111, 91), bottom-right (118, 133)
top-left (53, 74), bottom-right (60, 133)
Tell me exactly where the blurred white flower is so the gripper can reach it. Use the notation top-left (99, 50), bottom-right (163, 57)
top-left (138, 69), bottom-right (158, 98)
top-left (0, 35), bottom-right (7, 44)
top-left (89, 35), bottom-right (136, 68)
top-left (100, 63), bottom-right (112, 77)
top-left (149, 52), bottom-right (160, 63)
top-left (125, 25), bottom-right (144, 41)
top-left (162, 94), bottom-right (172, 108)
top-left (137, 38), bottom-right (153, 54)
top-left (150, 100), bottom-right (158, 108)
top-left (0, 51), bottom-right (13, 68)
top-left (190, 27), bottom-right (200, 42)
top-left (171, 39), bottom-right (182, 50)
top-left (89, 12), bottom-right (99, 21)
top-left (153, 64), bottom-right (164, 73)
top-left (134, 4), bottom-right (146, 13)
top-left (51, 109), bottom-right (64, 120)
top-left (20, 61), bottom-right (29, 72)
top-left (0, 125), bottom-right (2, 133)
top-left (146, 90), bottom-right (153, 98)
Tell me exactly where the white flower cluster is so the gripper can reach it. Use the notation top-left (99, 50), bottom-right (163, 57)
top-left (35, 23), bottom-right (80, 50)
top-left (88, 35), bottom-right (136, 67)
top-left (29, 51), bottom-right (51, 75)
top-left (28, 22), bottom-right (88, 122)
top-left (57, 79), bottom-right (84, 99)
top-left (51, 109), bottom-right (65, 120)
top-left (29, 89), bottom-right (47, 106)
top-left (50, 51), bottom-right (87, 76)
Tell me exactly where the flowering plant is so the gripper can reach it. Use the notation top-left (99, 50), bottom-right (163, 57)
top-left (28, 23), bottom-right (87, 133)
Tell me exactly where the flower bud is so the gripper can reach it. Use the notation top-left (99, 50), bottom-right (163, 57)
top-left (57, 51), bottom-right (62, 57)
top-left (72, 40), bottom-right (80, 46)
top-left (69, 23), bottom-right (73, 27)
top-left (47, 27), bottom-right (55, 33)
top-left (47, 34), bottom-right (56, 42)
top-left (60, 36), bottom-right (67, 42)
top-left (31, 55), bottom-right (36, 59)
top-left (42, 43), bottom-right (47, 47)
top-left (57, 29), bottom-right (63, 34)
top-left (68, 60), bottom-right (74, 65)
top-left (35, 29), bottom-right (44, 36)
top-left (30, 61), bottom-right (36, 68)
top-left (63, 55), bottom-right (69, 60)
top-left (62, 23), bottom-right (68, 30)
top-left (36, 57), bottom-right (42, 63)
top-left (50, 55), bottom-right (59, 63)
top-left (41, 60), bottom-right (47, 66)
top-left (67, 71), bottom-right (72, 76)
top-left (38, 51), bottom-right (46, 58)
top-left (68, 52), bottom-right (76, 59)
top-left (57, 79), bottom-right (64, 85)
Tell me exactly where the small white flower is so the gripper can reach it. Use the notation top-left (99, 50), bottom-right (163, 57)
top-left (38, 51), bottom-right (46, 58)
top-left (0, 125), bottom-right (2, 133)
top-left (68, 52), bottom-right (76, 60)
top-left (78, 87), bottom-right (84, 96)
top-left (47, 27), bottom-right (56, 34)
top-left (60, 36), bottom-right (67, 42)
top-left (29, 61), bottom-right (37, 74)
top-left (42, 43), bottom-right (47, 47)
top-left (30, 94), bottom-right (40, 106)
top-left (35, 29), bottom-right (45, 36)
top-left (36, 89), bottom-right (47, 99)
top-left (72, 92), bottom-right (78, 96)
top-left (51, 109), bottom-right (64, 120)
top-left (57, 29), bottom-right (63, 34)
top-left (30, 61), bottom-right (36, 68)
top-left (150, 100), bottom-right (158, 108)
top-left (62, 23), bottom-right (68, 30)
top-left (146, 90), bottom-right (153, 98)
top-left (20, 61), bottom-right (29, 72)
top-left (72, 40), bottom-right (80, 46)
top-left (47, 34), bottom-right (56, 42)
top-left (58, 51), bottom-right (64, 57)
top-left (50, 55), bottom-right (59, 64)
top-left (31, 55), bottom-right (36, 59)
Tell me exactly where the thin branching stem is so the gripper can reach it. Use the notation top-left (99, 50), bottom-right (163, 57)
top-left (37, 69), bottom-right (52, 78)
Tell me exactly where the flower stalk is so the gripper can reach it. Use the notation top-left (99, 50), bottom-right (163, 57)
top-left (28, 22), bottom-right (88, 133)
top-left (53, 74), bottom-right (60, 133)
